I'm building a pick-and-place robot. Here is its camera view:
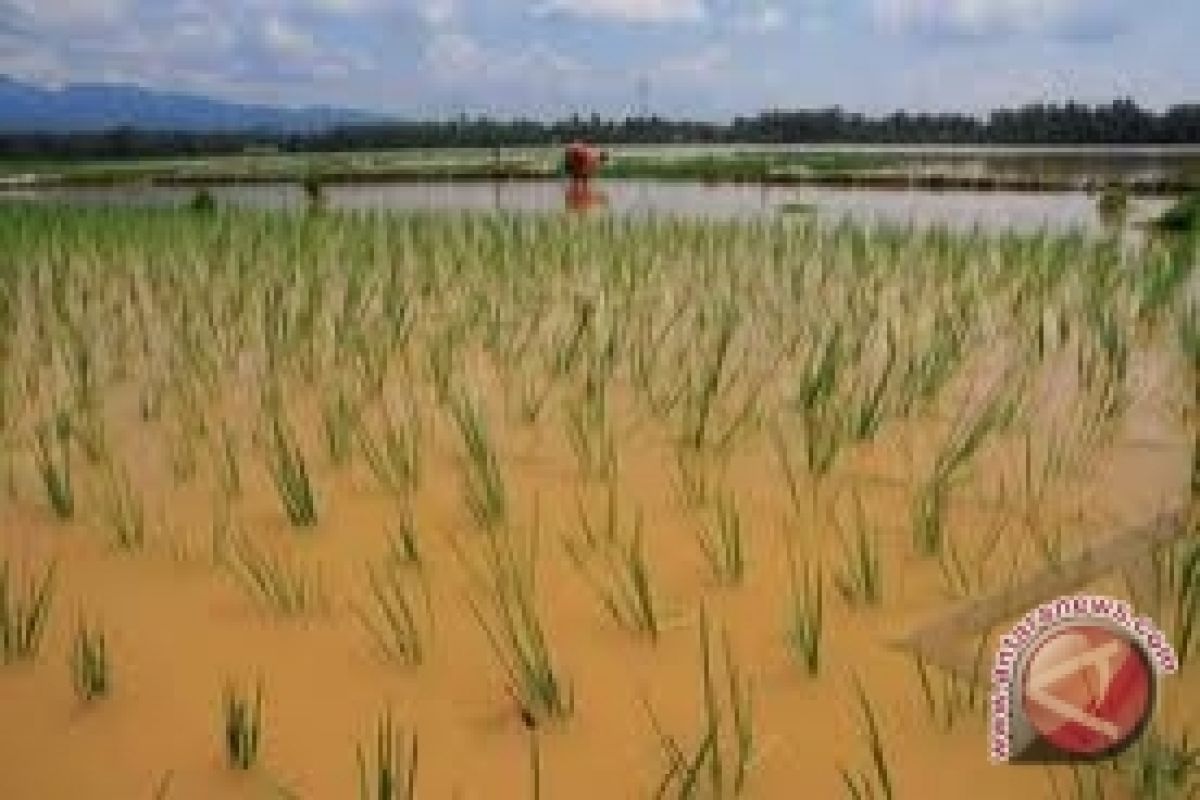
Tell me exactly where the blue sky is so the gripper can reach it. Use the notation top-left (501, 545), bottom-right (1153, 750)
top-left (1, 0), bottom-right (1196, 118)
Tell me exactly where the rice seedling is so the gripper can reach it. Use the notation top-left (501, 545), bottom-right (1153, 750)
top-left (262, 408), bottom-right (319, 528)
top-left (784, 544), bottom-right (825, 677)
top-left (693, 493), bottom-right (747, 587)
top-left (321, 384), bottom-right (356, 468)
top-left (354, 560), bottom-right (432, 667)
top-left (384, 511), bottom-right (423, 569)
top-left (70, 616), bottom-right (110, 702)
top-left (355, 709), bottom-right (418, 800)
top-left (1046, 764), bottom-right (1112, 800)
top-left (449, 391), bottom-right (507, 532)
top-left (832, 491), bottom-right (883, 608)
top-left (909, 635), bottom-right (989, 733)
top-left (680, 304), bottom-right (739, 452)
top-left (911, 382), bottom-right (1017, 556)
top-left (0, 559), bottom-right (56, 664)
top-left (454, 514), bottom-right (572, 724)
top-left (1118, 727), bottom-right (1200, 800)
top-left (646, 610), bottom-right (756, 798)
top-left (33, 412), bottom-right (74, 520)
top-left (98, 461), bottom-right (146, 551)
top-left (357, 402), bottom-right (422, 499)
top-left (226, 534), bottom-right (329, 617)
top-left (838, 677), bottom-right (894, 800)
top-left (1168, 538), bottom-right (1199, 669)
top-left (223, 677), bottom-right (263, 771)
top-left (563, 508), bottom-right (663, 641)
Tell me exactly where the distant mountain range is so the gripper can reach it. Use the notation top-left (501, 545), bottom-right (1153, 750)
top-left (0, 77), bottom-right (390, 133)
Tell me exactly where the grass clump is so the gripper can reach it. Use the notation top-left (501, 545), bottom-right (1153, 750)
top-left (647, 610), bottom-right (756, 797)
top-left (455, 518), bottom-right (573, 726)
top-left (1155, 193), bottom-right (1200, 233)
top-left (564, 508), bottom-right (663, 641)
top-left (263, 411), bottom-right (319, 528)
top-left (449, 392), bottom-right (507, 532)
top-left (33, 414), bottom-right (74, 520)
top-left (1, 560), bottom-right (56, 663)
top-left (70, 617), bottom-right (110, 702)
top-left (839, 678), bottom-right (894, 800)
top-left (227, 534), bottom-right (329, 617)
top-left (356, 709), bottom-right (418, 800)
top-left (355, 560), bottom-right (432, 667)
top-left (784, 547), bottom-right (825, 677)
top-left (223, 677), bottom-right (264, 771)
top-left (694, 493), bottom-right (747, 587)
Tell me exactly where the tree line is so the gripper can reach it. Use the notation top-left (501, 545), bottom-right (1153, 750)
top-left (2, 99), bottom-right (1198, 161)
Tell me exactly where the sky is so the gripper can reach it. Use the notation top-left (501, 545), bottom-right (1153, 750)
top-left (0, 0), bottom-right (1196, 118)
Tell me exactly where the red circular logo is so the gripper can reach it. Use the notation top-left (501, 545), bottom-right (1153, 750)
top-left (1021, 623), bottom-right (1154, 757)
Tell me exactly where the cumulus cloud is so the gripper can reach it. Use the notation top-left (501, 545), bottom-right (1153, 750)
top-left (534, 0), bottom-right (706, 24)
top-left (7, 0), bottom-right (132, 26)
top-left (872, 0), bottom-right (1124, 39)
top-left (734, 6), bottom-right (786, 33)
top-left (262, 15), bottom-right (317, 57)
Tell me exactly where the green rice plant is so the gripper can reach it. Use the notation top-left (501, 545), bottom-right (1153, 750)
top-left (211, 420), bottom-right (242, 500)
top-left (936, 517), bottom-right (1006, 598)
top-left (0, 560), bottom-right (56, 663)
top-left (384, 512), bottom-right (422, 568)
top-left (1170, 538), bottom-right (1199, 669)
top-left (189, 188), bottom-right (217, 213)
top-left (99, 461), bottom-right (146, 552)
top-left (1118, 727), bottom-right (1200, 800)
top-left (226, 534), bottom-right (329, 617)
top-left (681, 304), bottom-right (739, 451)
top-left (322, 385), bottom-right (356, 468)
top-left (1046, 764), bottom-right (1113, 800)
top-left (356, 709), bottom-right (418, 800)
top-left (672, 447), bottom-right (713, 511)
top-left (563, 390), bottom-right (617, 482)
top-left (838, 678), bottom-right (894, 800)
top-left (909, 635), bottom-right (989, 733)
top-left (832, 491), bottom-right (882, 608)
top-left (845, 325), bottom-right (897, 442)
top-left (784, 544), bottom-right (824, 677)
top-left (33, 413), bottom-right (74, 520)
top-left (357, 403), bottom-right (422, 499)
top-left (449, 391), bottom-right (507, 532)
top-left (912, 384), bottom-right (1017, 557)
top-left (529, 730), bottom-right (542, 800)
top-left (70, 617), bottom-right (109, 702)
top-left (454, 516), bottom-right (572, 724)
top-left (646, 610), bottom-right (756, 798)
top-left (563, 509), bottom-right (663, 641)
top-left (354, 560), bottom-right (432, 668)
top-left (223, 677), bottom-right (263, 771)
top-left (693, 493), bottom-right (747, 587)
top-left (262, 410), bottom-right (318, 528)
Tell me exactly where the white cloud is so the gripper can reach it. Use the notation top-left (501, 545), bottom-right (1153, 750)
top-left (418, 0), bottom-right (458, 27)
top-left (8, 0), bottom-right (131, 26)
top-left (656, 43), bottom-right (730, 82)
top-left (262, 16), bottom-right (316, 57)
top-left (304, 0), bottom-right (376, 13)
top-left (534, 0), bottom-right (706, 24)
top-left (424, 31), bottom-right (484, 79)
top-left (872, 0), bottom-right (1117, 37)
top-left (734, 6), bottom-right (786, 33)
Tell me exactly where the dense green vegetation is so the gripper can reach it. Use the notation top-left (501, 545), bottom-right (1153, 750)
top-left (1, 99), bottom-right (1197, 163)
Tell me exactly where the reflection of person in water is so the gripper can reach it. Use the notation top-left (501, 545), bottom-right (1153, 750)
top-left (565, 179), bottom-right (608, 213)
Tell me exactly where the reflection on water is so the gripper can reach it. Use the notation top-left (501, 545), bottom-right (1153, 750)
top-left (564, 180), bottom-right (608, 214)
top-left (0, 179), bottom-right (1174, 235)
